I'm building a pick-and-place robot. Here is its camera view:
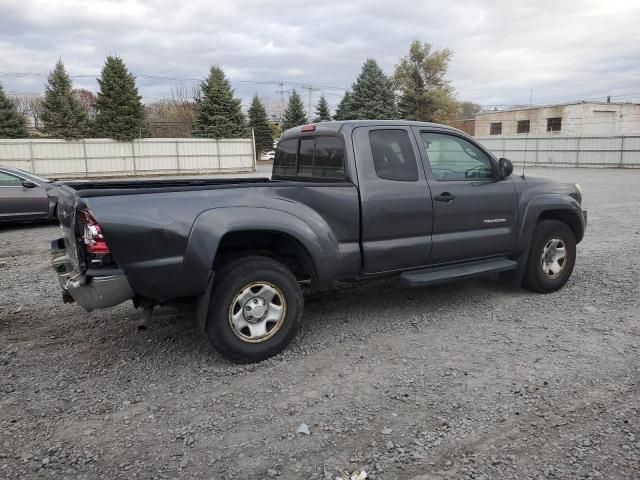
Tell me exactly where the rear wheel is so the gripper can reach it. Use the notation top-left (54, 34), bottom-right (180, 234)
top-left (204, 256), bottom-right (303, 363)
top-left (522, 219), bottom-right (576, 293)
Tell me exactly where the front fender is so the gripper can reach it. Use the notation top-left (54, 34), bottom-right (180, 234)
top-left (514, 194), bottom-right (585, 254)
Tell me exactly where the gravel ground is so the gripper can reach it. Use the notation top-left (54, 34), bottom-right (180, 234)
top-left (1, 167), bottom-right (638, 480)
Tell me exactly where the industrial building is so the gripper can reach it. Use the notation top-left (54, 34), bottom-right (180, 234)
top-left (474, 101), bottom-right (640, 137)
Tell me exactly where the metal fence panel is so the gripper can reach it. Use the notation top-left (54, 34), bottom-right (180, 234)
top-left (218, 140), bottom-right (254, 170)
top-left (0, 138), bottom-right (255, 177)
top-left (476, 135), bottom-right (640, 168)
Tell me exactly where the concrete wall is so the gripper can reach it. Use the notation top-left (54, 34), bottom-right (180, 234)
top-left (0, 138), bottom-right (255, 178)
top-left (477, 135), bottom-right (640, 168)
top-left (475, 103), bottom-right (640, 137)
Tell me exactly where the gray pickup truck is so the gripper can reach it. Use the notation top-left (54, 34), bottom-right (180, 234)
top-left (51, 121), bottom-right (586, 363)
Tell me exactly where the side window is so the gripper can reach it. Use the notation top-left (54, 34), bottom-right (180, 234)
top-left (369, 130), bottom-right (419, 182)
top-left (421, 132), bottom-right (495, 181)
top-left (0, 173), bottom-right (23, 187)
top-left (273, 139), bottom-right (298, 177)
top-left (314, 137), bottom-right (345, 179)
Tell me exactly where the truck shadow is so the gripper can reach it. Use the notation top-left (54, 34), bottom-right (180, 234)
top-left (0, 221), bottom-right (58, 232)
top-left (125, 274), bottom-right (526, 365)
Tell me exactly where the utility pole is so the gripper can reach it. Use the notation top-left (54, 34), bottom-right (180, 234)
top-left (302, 85), bottom-right (319, 121)
top-left (275, 81), bottom-right (289, 127)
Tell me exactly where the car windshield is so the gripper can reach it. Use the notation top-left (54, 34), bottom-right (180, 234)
top-left (14, 168), bottom-right (52, 183)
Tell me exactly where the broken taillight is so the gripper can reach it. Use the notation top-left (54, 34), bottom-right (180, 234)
top-left (79, 210), bottom-right (111, 265)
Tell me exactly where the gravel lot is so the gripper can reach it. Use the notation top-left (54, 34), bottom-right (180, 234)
top-left (1, 167), bottom-right (638, 479)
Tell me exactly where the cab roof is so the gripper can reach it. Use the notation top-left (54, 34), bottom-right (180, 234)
top-left (280, 120), bottom-right (466, 140)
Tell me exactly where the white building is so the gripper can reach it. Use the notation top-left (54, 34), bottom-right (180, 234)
top-left (475, 101), bottom-right (640, 137)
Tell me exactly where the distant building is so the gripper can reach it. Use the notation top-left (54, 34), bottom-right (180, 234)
top-left (448, 118), bottom-right (475, 136)
top-left (475, 101), bottom-right (640, 137)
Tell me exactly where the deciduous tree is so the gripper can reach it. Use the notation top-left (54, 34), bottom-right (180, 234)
top-left (10, 95), bottom-right (45, 131)
top-left (74, 89), bottom-right (97, 119)
top-left (457, 101), bottom-right (482, 119)
top-left (394, 40), bottom-right (458, 123)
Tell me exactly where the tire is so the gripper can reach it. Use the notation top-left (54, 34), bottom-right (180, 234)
top-left (204, 256), bottom-right (303, 363)
top-left (522, 219), bottom-right (576, 293)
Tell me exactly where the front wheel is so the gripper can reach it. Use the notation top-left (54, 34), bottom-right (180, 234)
top-left (522, 219), bottom-right (576, 293)
top-left (204, 256), bottom-right (303, 363)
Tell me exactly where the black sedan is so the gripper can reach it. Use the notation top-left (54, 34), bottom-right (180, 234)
top-left (0, 166), bottom-right (61, 224)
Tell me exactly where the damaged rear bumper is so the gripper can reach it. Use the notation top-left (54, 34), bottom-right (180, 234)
top-left (51, 238), bottom-right (134, 311)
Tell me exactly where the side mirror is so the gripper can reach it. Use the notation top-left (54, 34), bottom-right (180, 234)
top-left (22, 180), bottom-right (37, 188)
top-left (498, 158), bottom-right (513, 179)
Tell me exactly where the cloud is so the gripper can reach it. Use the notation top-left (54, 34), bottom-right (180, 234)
top-left (1, 0), bottom-right (639, 110)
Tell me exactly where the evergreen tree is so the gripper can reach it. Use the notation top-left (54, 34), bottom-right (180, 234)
top-left (394, 40), bottom-right (458, 123)
top-left (248, 94), bottom-right (273, 154)
top-left (313, 95), bottom-right (332, 122)
top-left (0, 83), bottom-right (29, 138)
top-left (282, 89), bottom-right (309, 132)
top-left (350, 59), bottom-right (396, 119)
top-left (192, 65), bottom-right (246, 138)
top-left (281, 90), bottom-right (308, 131)
top-left (333, 91), bottom-right (356, 120)
top-left (94, 56), bottom-right (149, 141)
top-left (41, 59), bottom-right (87, 139)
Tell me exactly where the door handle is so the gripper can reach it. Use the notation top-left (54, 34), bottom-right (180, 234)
top-left (434, 192), bottom-right (456, 203)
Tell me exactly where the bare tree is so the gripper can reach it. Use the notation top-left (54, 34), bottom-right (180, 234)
top-left (9, 94), bottom-right (45, 129)
top-left (144, 82), bottom-right (198, 137)
top-left (9, 95), bottom-right (30, 117)
top-left (28, 96), bottom-right (44, 130)
top-left (73, 89), bottom-right (97, 119)
top-left (169, 82), bottom-right (198, 134)
top-left (261, 96), bottom-right (286, 124)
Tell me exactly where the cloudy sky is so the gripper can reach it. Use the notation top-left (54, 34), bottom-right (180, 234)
top-left (1, 0), bottom-right (639, 113)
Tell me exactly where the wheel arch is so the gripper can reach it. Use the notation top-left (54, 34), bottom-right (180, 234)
top-left (214, 229), bottom-right (318, 282)
top-left (514, 194), bottom-right (585, 255)
top-left (538, 209), bottom-right (583, 242)
top-left (183, 206), bottom-right (339, 299)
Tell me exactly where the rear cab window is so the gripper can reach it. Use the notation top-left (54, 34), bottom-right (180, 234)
top-left (273, 136), bottom-right (346, 181)
top-left (272, 139), bottom-right (298, 177)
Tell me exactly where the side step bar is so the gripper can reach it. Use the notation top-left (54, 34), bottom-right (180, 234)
top-left (400, 257), bottom-right (517, 287)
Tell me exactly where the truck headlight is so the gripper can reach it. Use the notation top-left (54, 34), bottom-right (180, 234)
top-left (574, 183), bottom-right (583, 204)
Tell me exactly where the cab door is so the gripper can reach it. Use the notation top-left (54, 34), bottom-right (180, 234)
top-left (353, 126), bottom-right (434, 273)
top-left (412, 128), bottom-right (518, 264)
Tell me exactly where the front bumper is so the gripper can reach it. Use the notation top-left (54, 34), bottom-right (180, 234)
top-left (51, 238), bottom-right (134, 311)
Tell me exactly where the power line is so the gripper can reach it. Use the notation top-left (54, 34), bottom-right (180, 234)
top-left (0, 71), bottom-right (350, 91)
top-left (302, 85), bottom-right (320, 120)
top-left (5, 70), bottom-right (640, 108)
